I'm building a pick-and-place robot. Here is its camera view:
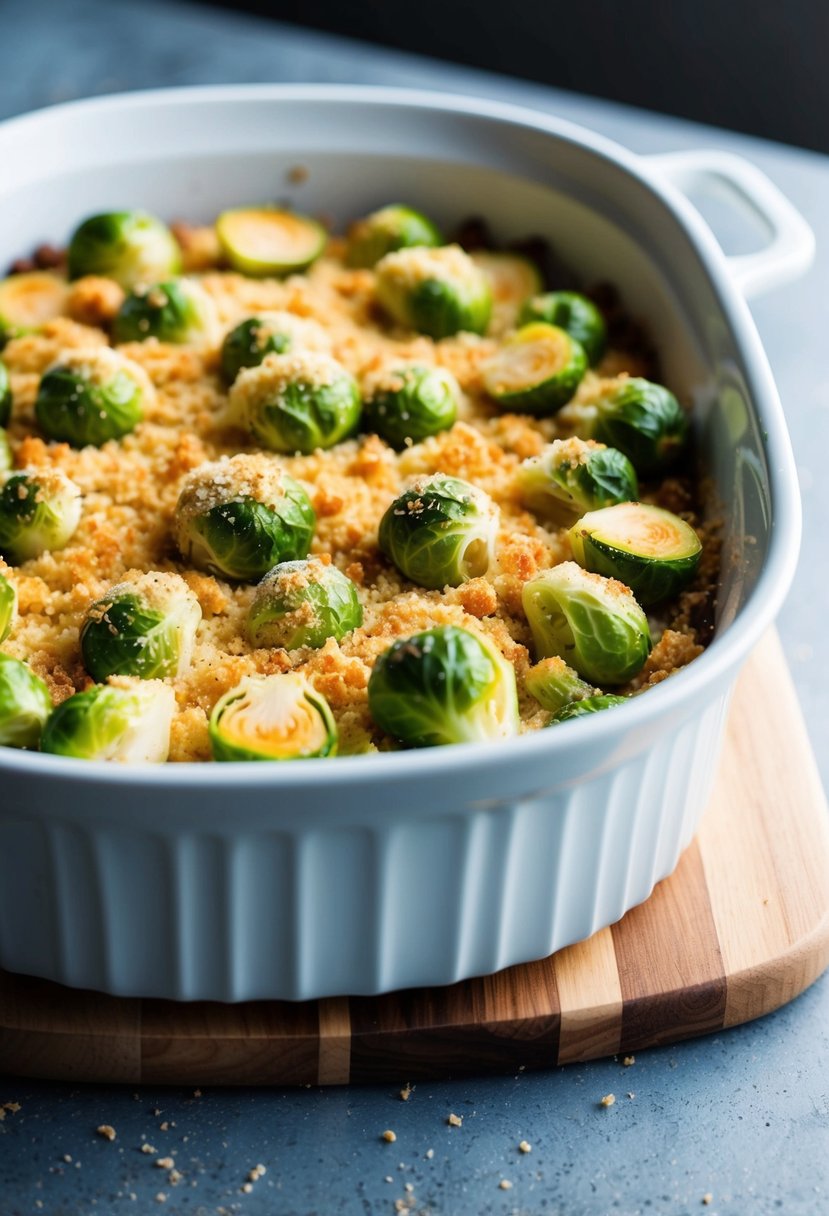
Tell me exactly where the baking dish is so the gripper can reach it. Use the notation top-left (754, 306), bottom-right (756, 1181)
top-left (0, 86), bottom-right (813, 1002)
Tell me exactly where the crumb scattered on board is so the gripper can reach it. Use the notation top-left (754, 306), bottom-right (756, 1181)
top-left (600, 1093), bottom-right (616, 1108)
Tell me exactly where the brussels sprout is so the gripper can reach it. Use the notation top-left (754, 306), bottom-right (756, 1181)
top-left (216, 207), bottom-right (326, 277)
top-left (379, 474), bottom-right (499, 590)
top-left (568, 501), bottom-right (702, 607)
top-left (35, 347), bottom-right (151, 448)
top-left (40, 679), bottom-right (174, 762)
top-left (375, 245), bottom-right (492, 339)
top-left (0, 467), bottom-right (82, 564)
top-left (0, 653), bottom-right (52, 748)
top-left (219, 312), bottom-right (331, 385)
top-left (0, 565), bottom-right (17, 643)
top-left (363, 363), bottom-right (460, 449)
top-left (516, 438), bottom-right (638, 526)
top-left (80, 571), bottom-right (202, 682)
top-left (469, 251), bottom-right (543, 334)
top-left (0, 359), bottom-right (11, 427)
top-left (0, 272), bottom-right (70, 342)
top-left (247, 558), bottom-right (362, 650)
top-left (228, 352), bottom-right (360, 454)
top-left (525, 656), bottom-right (595, 714)
top-left (481, 322), bottom-right (586, 416)
top-left (112, 278), bottom-right (218, 346)
top-left (209, 672), bottom-right (337, 761)
top-left (522, 561), bottom-right (651, 685)
top-left (346, 204), bottom-right (442, 268)
top-left (551, 694), bottom-right (628, 722)
top-left (0, 429), bottom-right (11, 473)
top-left (589, 378), bottom-right (688, 475)
top-left (174, 453), bottom-right (315, 583)
top-left (67, 211), bottom-right (181, 289)
top-left (519, 291), bottom-right (607, 366)
top-left (368, 625), bottom-right (519, 747)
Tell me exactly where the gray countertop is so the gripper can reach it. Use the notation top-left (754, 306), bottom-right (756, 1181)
top-left (2, 2), bottom-right (829, 1213)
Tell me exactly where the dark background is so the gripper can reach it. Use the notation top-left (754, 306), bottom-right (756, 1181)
top-left (191, 0), bottom-right (829, 153)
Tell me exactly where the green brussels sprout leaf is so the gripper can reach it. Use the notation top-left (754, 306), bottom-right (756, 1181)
top-left (80, 573), bottom-right (202, 682)
top-left (40, 679), bottom-right (174, 762)
top-left (519, 291), bottom-right (607, 365)
top-left (375, 245), bottom-right (492, 339)
top-left (228, 352), bottom-right (361, 454)
top-left (346, 204), bottom-right (441, 268)
top-left (482, 322), bottom-right (587, 416)
top-left (0, 652), bottom-right (51, 748)
top-left (209, 672), bottom-right (337, 761)
top-left (0, 468), bottom-right (82, 564)
top-left (216, 207), bottom-right (326, 277)
top-left (591, 378), bottom-right (688, 475)
top-left (113, 278), bottom-right (217, 346)
top-left (363, 363), bottom-right (459, 449)
top-left (67, 211), bottom-right (181, 289)
top-left (247, 558), bottom-right (362, 650)
top-left (517, 437), bottom-right (638, 526)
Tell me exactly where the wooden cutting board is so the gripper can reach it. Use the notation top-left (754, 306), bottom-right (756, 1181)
top-left (1, 631), bottom-right (828, 1086)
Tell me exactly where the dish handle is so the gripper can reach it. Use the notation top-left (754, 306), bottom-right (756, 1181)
top-left (646, 149), bottom-right (815, 299)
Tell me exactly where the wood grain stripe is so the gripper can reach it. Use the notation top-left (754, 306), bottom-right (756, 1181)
top-left (556, 928), bottom-right (623, 1063)
top-left (317, 997), bottom-right (351, 1085)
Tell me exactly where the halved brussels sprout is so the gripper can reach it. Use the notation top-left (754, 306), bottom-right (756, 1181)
top-left (209, 672), bottom-right (337, 761)
top-left (174, 454), bottom-right (315, 583)
top-left (67, 211), bottom-right (181, 289)
top-left (0, 653), bottom-right (52, 748)
top-left (0, 467), bottom-right (82, 564)
top-left (379, 474), bottom-right (499, 590)
top-left (228, 352), bottom-right (360, 454)
top-left (522, 561), bottom-right (651, 685)
top-left (516, 437), bottom-right (638, 526)
top-left (80, 571), bottom-right (202, 682)
top-left (551, 694), bottom-right (628, 723)
top-left (40, 679), bottom-right (174, 762)
top-left (35, 347), bottom-right (151, 448)
top-left (482, 322), bottom-right (587, 416)
top-left (112, 278), bottom-right (218, 346)
top-left (216, 207), bottom-right (326, 277)
top-left (568, 501), bottom-right (702, 607)
top-left (346, 204), bottom-right (442, 268)
top-left (0, 565), bottom-right (17, 643)
top-left (363, 363), bottom-right (460, 449)
top-left (525, 655), bottom-right (595, 714)
top-left (0, 359), bottom-right (10, 427)
top-left (0, 272), bottom-right (70, 342)
top-left (368, 624), bottom-right (519, 747)
top-left (0, 429), bottom-right (10, 474)
top-left (470, 251), bottom-right (543, 334)
top-left (219, 312), bottom-right (331, 385)
top-left (519, 291), bottom-right (607, 366)
top-left (375, 245), bottom-right (492, 339)
top-left (590, 378), bottom-right (688, 475)
top-left (247, 558), bottom-right (362, 650)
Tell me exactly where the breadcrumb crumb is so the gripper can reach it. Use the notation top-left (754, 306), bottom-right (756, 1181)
top-left (518, 1140), bottom-right (532, 1153)
top-left (399, 1084), bottom-right (413, 1101)
top-left (447, 1113), bottom-right (463, 1127)
top-left (155, 1157), bottom-right (175, 1170)
top-left (382, 1129), bottom-right (397, 1143)
top-left (499, 1179), bottom-right (513, 1190)
top-left (600, 1093), bottom-right (616, 1107)
top-left (623, 1055), bottom-right (635, 1066)
top-left (702, 1195), bottom-right (713, 1206)
top-left (96, 1125), bottom-right (116, 1142)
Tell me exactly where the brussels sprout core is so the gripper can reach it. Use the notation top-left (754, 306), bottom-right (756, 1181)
top-left (0, 653), bottom-right (51, 748)
top-left (209, 672), bottom-right (337, 761)
top-left (519, 292), bottom-right (607, 366)
top-left (228, 352), bottom-right (361, 454)
top-left (247, 558), bottom-right (362, 650)
top-left (569, 501), bottom-right (702, 607)
top-left (219, 312), bottom-right (331, 385)
top-left (470, 252), bottom-right (543, 335)
top-left (525, 656), bottom-right (595, 714)
top-left (375, 245), bottom-right (492, 339)
top-left (522, 561), bottom-right (651, 685)
top-left (0, 272), bottom-right (70, 340)
top-left (0, 359), bottom-right (11, 427)
top-left (0, 564), bottom-right (17, 643)
top-left (346, 204), bottom-right (442, 268)
top-left (67, 211), bottom-right (181, 289)
top-left (363, 363), bottom-right (460, 449)
top-left (482, 322), bottom-right (587, 415)
top-left (35, 347), bottom-right (152, 448)
top-left (368, 625), bottom-right (519, 747)
top-left (517, 437), bottom-right (638, 525)
top-left (216, 207), bottom-right (326, 277)
top-left (552, 694), bottom-right (628, 723)
top-left (174, 453), bottom-right (315, 582)
top-left (590, 378), bottom-right (688, 475)
top-left (379, 474), bottom-right (499, 590)
top-left (112, 278), bottom-right (218, 346)
top-left (0, 467), bottom-right (82, 564)
top-left (40, 679), bottom-right (174, 762)
top-left (81, 571), bottom-right (203, 682)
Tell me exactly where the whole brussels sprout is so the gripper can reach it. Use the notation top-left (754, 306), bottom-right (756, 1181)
top-left (40, 678), bottom-right (175, 762)
top-left (228, 352), bottom-right (361, 454)
top-left (516, 437), bottom-right (638, 525)
top-left (216, 206), bottom-right (327, 277)
top-left (0, 564), bottom-right (17, 643)
top-left (519, 291), bottom-right (607, 365)
top-left (375, 245), bottom-right (492, 339)
top-left (209, 672), bottom-right (337, 761)
top-left (363, 363), bottom-right (460, 449)
top-left (589, 378), bottom-right (688, 475)
top-left (219, 312), bottom-right (331, 385)
top-left (368, 624), bottom-right (519, 747)
top-left (112, 278), bottom-right (218, 346)
top-left (0, 358), bottom-right (11, 427)
top-left (247, 558), bottom-right (362, 650)
top-left (0, 653), bottom-right (51, 748)
top-left (174, 453), bottom-right (315, 583)
top-left (35, 347), bottom-right (152, 448)
top-left (80, 571), bottom-right (202, 682)
top-left (522, 561), bottom-right (651, 685)
top-left (379, 474), bottom-right (499, 590)
top-left (67, 210), bottom-right (181, 289)
top-left (0, 467), bottom-right (82, 564)
top-left (0, 428), bottom-right (11, 474)
top-left (346, 204), bottom-right (442, 268)
top-left (551, 693), bottom-right (628, 722)
top-left (482, 322), bottom-right (587, 416)
top-left (525, 656), bottom-right (595, 714)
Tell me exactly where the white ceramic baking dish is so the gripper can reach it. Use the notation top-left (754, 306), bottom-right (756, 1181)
top-left (0, 86), bottom-right (813, 1002)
